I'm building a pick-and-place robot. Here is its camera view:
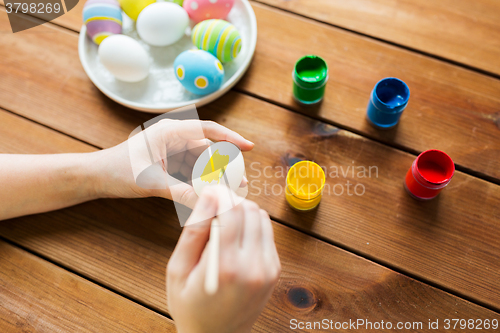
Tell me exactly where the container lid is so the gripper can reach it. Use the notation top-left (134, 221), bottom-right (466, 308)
top-left (371, 77), bottom-right (410, 113)
top-left (293, 55), bottom-right (328, 89)
top-left (286, 161), bottom-right (326, 200)
top-left (413, 149), bottom-right (455, 187)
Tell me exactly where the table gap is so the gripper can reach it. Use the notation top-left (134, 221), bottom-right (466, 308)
top-left (233, 88), bottom-right (500, 186)
top-left (2, 4), bottom-right (498, 186)
top-left (2, 0), bottom-right (499, 83)
top-left (1, 4), bottom-right (499, 186)
top-left (269, 214), bottom-right (500, 315)
top-left (1, 83), bottom-right (500, 305)
top-left (251, 0), bottom-right (500, 81)
top-left (0, 106), bottom-right (101, 150)
top-left (1, 105), bottom-right (499, 316)
top-left (1, 4), bottom-right (500, 314)
top-left (0, 233), bottom-right (174, 320)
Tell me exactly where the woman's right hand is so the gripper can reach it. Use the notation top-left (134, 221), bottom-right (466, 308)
top-left (167, 187), bottom-right (281, 333)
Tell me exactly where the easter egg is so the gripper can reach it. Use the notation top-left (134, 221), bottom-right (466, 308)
top-left (137, 2), bottom-right (189, 46)
top-left (183, 0), bottom-right (234, 23)
top-left (83, 0), bottom-right (122, 45)
top-left (192, 142), bottom-right (245, 197)
top-left (174, 50), bottom-right (224, 95)
top-left (192, 19), bottom-right (241, 63)
top-left (118, 0), bottom-right (155, 20)
top-left (98, 35), bottom-right (150, 82)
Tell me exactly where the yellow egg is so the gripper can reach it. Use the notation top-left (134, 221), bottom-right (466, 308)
top-left (118, 0), bottom-right (155, 20)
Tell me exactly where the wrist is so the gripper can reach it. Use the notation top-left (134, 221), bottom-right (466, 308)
top-left (70, 149), bottom-right (122, 201)
top-left (85, 144), bottom-right (139, 200)
top-left (72, 151), bottom-right (107, 201)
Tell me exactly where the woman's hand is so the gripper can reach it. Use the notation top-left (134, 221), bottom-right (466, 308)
top-left (93, 119), bottom-right (253, 208)
top-left (167, 187), bottom-right (281, 333)
top-left (0, 119), bottom-right (251, 221)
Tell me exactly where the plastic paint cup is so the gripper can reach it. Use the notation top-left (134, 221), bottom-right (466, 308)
top-left (286, 161), bottom-right (326, 211)
top-left (292, 55), bottom-right (328, 104)
top-left (366, 77), bottom-right (410, 129)
top-left (404, 149), bottom-right (455, 200)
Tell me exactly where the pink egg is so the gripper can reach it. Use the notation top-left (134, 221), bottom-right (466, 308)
top-left (183, 0), bottom-right (234, 23)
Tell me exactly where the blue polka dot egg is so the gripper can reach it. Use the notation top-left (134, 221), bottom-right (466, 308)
top-left (174, 50), bottom-right (224, 95)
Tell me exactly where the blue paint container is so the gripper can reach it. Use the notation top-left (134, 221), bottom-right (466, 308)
top-left (366, 77), bottom-right (410, 129)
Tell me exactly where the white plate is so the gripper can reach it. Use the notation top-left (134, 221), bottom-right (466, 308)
top-left (78, 0), bottom-right (257, 113)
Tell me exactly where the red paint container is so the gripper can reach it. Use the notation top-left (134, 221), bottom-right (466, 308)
top-left (404, 150), bottom-right (455, 200)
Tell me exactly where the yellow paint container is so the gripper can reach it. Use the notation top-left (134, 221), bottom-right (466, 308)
top-left (285, 161), bottom-right (325, 211)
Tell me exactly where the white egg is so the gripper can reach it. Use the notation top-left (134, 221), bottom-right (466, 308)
top-left (137, 2), bottom-right (189, 47)
top-left (98, 35), bottom-right (150, 82)
top-left (192, 142), bottom-right (245, 197)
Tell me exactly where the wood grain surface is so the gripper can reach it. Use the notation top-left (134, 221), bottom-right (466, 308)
top-left (0, 108), bottom-right (95, 154)
top-left (1, 2), bottom-right (500, 331)
top-left (0, 103), bottom-right (499, 331)
top-left (239, 4), bottom-right (500, 182)
top-left (207, 94), bottom-right (500, 311)
top-left (0, 239), bottom-right (176, 332)
top-left (254, 0), bottom-right (500, 76)
top-left (1, 5), bottom-right (500, 183)
top-left (0, 8), bottom-right (499, 311)
top-left (4, 201), bottom-right (500, 332)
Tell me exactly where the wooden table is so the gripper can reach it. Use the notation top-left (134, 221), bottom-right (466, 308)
top-left (1, 0), bottom-right (499, 331)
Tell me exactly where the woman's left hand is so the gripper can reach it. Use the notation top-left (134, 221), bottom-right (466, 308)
top-left (92, 119), bottom-right (253, 208)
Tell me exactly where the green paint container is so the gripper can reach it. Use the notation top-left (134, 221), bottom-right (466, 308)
top-left (292, 55), bottom-right (328, 104)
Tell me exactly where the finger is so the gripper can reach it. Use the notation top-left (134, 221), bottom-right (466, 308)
top-left (240, 175), bottom-right (248, 187)
top-left (184, 234), bottom-right (211, 294)
top-left (191, 187), bottom-right (243, 293)
top-left (167, 190), bottom-right (217, 282)
top-left (164, 120), bottom-right (253, 151)
top-left (200, 121), bottom-right (254, 151)
top-left (186, 139), bottom-right (210, 152)
top-left (216, 188), bottom-right (245, 252)
top-left (167, 175), bottom-right (198, 209)
top-left (242, 200), bottom-right (263, 250)
top-left (204, 217), bottom-right (220, 294)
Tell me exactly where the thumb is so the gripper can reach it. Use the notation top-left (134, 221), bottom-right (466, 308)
top-left (165, 174), bottom-right (199, 209)
top-left (167, 189), bottom-right (217, 282)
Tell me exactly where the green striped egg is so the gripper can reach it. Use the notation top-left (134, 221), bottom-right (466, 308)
top-left (192, 19), bottom-right (242, 63)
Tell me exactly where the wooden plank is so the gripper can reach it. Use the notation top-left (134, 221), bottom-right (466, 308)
top-left (207, 94), bottom-right (500, 310)
top-left (3, 201), bottom-right (500, 332)
top-left (0, 239), bottom-right (176, 332)
top-left (8, 0), bottom-right (500, 77)
top-left (1, 6), bottom-right (500, 183)
top-left (0, 9), bottom-right (499, 310)
top-left (239, 3), bottom-right (500, 182)
top-left (0, 8), bottom-right (150, 149)
top-left (0, 108), bottom-right (95, 154)
top-left (254, 0), bottom-right (500, 76)
top-left (1, 105), bottom-right (499, 330)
